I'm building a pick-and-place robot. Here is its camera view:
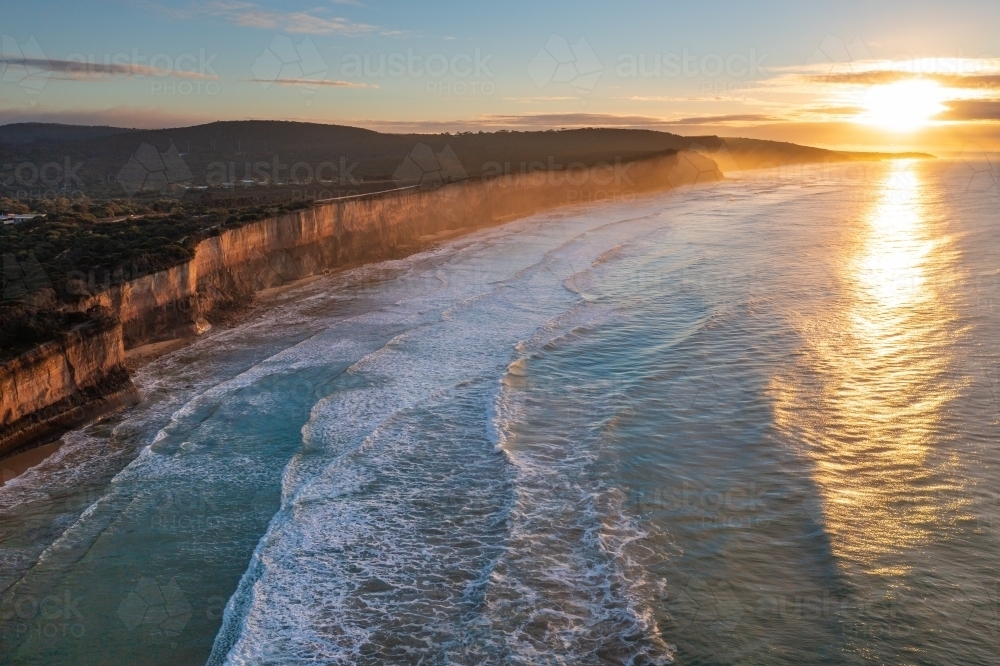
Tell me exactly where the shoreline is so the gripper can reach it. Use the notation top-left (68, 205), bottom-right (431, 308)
top-left (0, 153), bottom-right (914, 465)
top-left (124, 228), bottom-right (475, 372)
top-left (2, 222), bottom-right (492, 492)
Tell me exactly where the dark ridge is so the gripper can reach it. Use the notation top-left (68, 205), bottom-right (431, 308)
top-left (0, 120), bottom-right (931, 202)
top-left (0, 123), bottom-right (142, 145)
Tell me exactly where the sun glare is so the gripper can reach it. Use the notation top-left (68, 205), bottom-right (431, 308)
top-left (860, 79), bottom-right (947, 132)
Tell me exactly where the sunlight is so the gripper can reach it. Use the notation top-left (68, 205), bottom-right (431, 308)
top-left (860, 79), bottom-right (947, 132)
top-left (769, 160), bottom-right (963, 577)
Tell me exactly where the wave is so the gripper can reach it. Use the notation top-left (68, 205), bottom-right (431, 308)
top-left (486, 317), bottom-right (676, 665)
top-left (210, 194), bottom-right (693, 664)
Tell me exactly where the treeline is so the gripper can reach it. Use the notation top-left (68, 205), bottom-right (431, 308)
top-left (1, 198), bottom-right (311, 304)
top-left (0, 122), bottom-right (703, 199)
top-left (0, 298), bottom-right (109, 361)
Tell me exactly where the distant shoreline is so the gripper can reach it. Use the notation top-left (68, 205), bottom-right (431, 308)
top-left (0, 150), bottom-right (932, 463)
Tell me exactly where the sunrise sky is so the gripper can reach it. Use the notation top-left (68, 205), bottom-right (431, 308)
top-left (3, 0), bottom-right (1000, 154)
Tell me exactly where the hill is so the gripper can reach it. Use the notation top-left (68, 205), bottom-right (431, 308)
top-left (0, 121), bottom-right (932, 201)
top-left (0, 123), bottom-right (143, 145)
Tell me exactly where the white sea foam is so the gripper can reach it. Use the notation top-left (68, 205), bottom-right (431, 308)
top-left (8, 164), bottom-right (996, 665)
top-left (209, 194), bottom-right (700, 665)
top-left (4, 179), bottom-right (748, 662)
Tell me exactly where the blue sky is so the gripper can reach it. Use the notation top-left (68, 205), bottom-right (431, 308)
top-left (3, 0), bottom-right (1000, 150)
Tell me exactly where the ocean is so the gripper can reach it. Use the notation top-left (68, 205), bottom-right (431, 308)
top-left (1, 158), bottom-right (998, 664)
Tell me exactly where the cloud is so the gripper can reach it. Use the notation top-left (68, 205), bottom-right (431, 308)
top-left (350, 112), bottom-right (784, 133)
top-left (796, 105), bottom-right (865, 117)
top-left (243, 77), bottom-right (376, 88)
top-left (201, 0), bottom-right (381, 35)
top-left (482, 112), bottom-right (781, 127)
top-left (663, 113), bottom-right (783, 125)
top-left (0, 105), bottom-right (211, 129)
top-left (500, 96), bottom-right (585, 103)
top-left (805, 105), bottom-right (864, 114)
top-left (0, 57), bottom-right (218, 80)
top-left (939, 99), bottom-right (1000, 120)
top-left (813, 70), bottom-right (917, 85)
top-left (815, 70), bottom-right (1000, 89)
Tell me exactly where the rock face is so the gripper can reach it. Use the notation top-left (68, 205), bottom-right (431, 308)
top-left (77, 150), bottom-right (721, 346)
top-left (0, 320), bottom-right (140, 456)
top-left (0, 149), bottom-right (720, 453)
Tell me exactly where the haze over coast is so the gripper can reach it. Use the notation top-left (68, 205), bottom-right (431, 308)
top-left (0, 121), bottom-right (933, 461)
top-left (2, 1), bottom-right (1000, 663)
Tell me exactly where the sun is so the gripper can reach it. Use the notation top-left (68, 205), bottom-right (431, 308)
top-left (859, 79), bottom-right (947, 132)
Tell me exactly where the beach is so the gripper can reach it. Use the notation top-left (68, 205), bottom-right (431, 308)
top-left (0, 160), bottom-right (998, 664)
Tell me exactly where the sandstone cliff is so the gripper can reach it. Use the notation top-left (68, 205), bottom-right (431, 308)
top-left (74, 150), bottom-right (721, 345)
top-left (0, 320), bottom-right (139, 456)
top-left (0, 149), bottom-right (720, 453)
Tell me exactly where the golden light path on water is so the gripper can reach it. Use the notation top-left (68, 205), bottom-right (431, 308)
top-left (772, 160), bottom-right (967, 576)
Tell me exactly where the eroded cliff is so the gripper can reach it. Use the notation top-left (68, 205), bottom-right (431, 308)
top-left (0, 320), bottom-right (139, 456)
top-left (77, 150), bottom-right (721, 345)
top-left (0, 149), bottom-right (720, 452)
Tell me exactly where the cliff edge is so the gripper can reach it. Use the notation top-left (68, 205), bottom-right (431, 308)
top-left (0, 319), bottom-right (140, 456)
top-left (0, 149), bottom-right (720, 453)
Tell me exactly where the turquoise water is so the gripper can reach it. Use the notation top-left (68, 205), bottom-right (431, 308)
top-left (1, 160), bottom-right (999, 664)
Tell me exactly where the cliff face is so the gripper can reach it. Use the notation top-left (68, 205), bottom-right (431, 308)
top-left (0, 321), bottom-right (139, 456)
top-left (0, 150), bottom-right (719, 453)
top-left (76, 150), bottom-right (721, 346)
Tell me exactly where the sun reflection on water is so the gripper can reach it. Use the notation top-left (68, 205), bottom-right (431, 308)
top-left (772, 160), bottom-right (963, 576)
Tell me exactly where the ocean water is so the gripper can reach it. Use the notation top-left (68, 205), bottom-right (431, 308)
top-left (1, 159), bottom-right (999, 664)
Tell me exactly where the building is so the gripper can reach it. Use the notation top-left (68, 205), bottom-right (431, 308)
top-left (1, 214), bottom-right (43, 225)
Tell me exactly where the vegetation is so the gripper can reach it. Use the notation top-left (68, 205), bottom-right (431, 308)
top-left (0, 194), bottom-right (314, 358)
top-left (0, 122), bottom-right (707, 200)
top-left (0, 298), bottom-right (112, 361)
top-left (0, 121), bottom-right (933, 359)
top-left (1, 197), bottom-right (311, 303)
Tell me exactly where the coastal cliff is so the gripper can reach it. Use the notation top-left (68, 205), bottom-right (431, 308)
top-left (0, 149), bottom-right (720, 452)
top-left (0, 319), bottom-right (140, 456)
top-left (72, 149), bottom-right (720, 346)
